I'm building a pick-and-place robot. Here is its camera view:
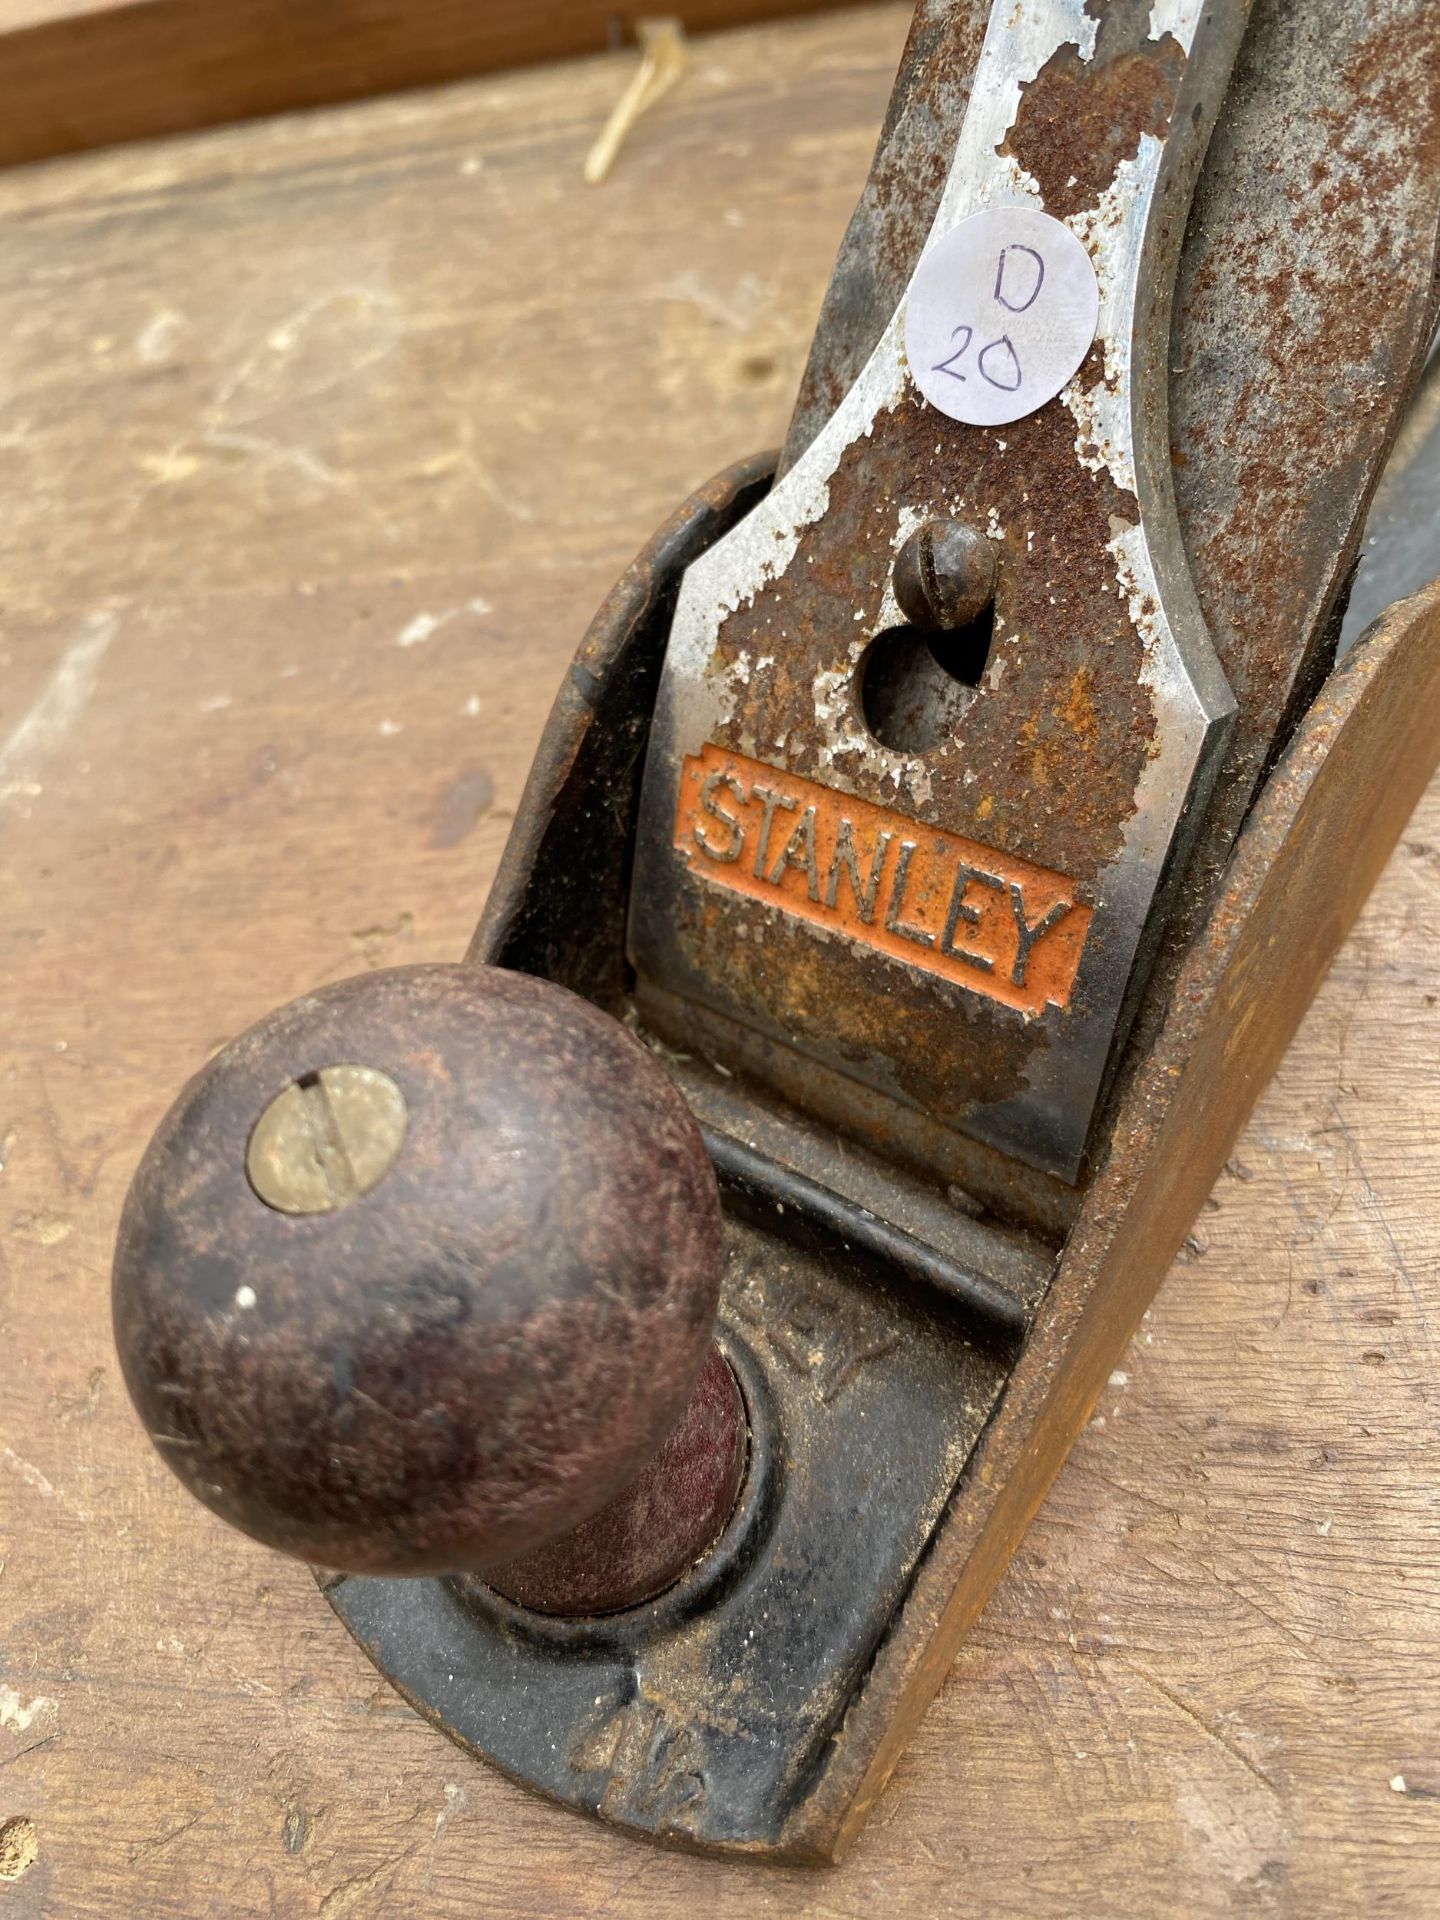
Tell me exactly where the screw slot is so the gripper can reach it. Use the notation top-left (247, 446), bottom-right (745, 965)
top-left (246, 1065), bottom-right (408, 1216)
top-left (893, 518), bottom-right (995, 634)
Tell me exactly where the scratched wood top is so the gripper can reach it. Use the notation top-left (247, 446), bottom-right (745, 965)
top-left (1, 7), bottom-right (1438, 1914)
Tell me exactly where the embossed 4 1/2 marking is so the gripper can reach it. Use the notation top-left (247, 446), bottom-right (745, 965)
top-left (570, 1698), bottom-right (708, 1827)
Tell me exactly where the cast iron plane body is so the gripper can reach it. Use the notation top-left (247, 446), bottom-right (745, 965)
top-left (324, 0), bottom-right (1440, 1861)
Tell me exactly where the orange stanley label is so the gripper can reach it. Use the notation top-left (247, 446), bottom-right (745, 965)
top-left (673, 745), bottom-right (1093, 1017)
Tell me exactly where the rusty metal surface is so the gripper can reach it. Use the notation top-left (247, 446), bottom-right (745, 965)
top-left (783, 0), bottom-right (1440, 1158)
top-left (646, 971), bottom-right (1083, 1235)
top-left (780, 0), bottom-right (995, 460)
top-left (112, 962), bottom-right (725, 1578)
top-left (999, 2), bottom-right (1186, 219)
top-left (701, 1122), bottom-right (1030, 1339)
top-left (809, 577), bottom-right (1440, 1858)
top-left (667, 1036), bottom-right (1070, 1273)
top-left (1107, 1), bottom-right (1440, 1109)
top-left (630, 0), bottom-right (1245, 1182)
top-left (328, 1218), bottom-right (1008, 1859)
top-left (1168, 0), bottom-right (1440, 798)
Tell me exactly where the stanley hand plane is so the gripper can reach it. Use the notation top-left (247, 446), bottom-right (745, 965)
top-left (112, 0), bottom-right (1440, 1864)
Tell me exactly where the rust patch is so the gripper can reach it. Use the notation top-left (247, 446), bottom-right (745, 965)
top-left (683, 333), bottom-right (1151, 1126)
top-left (675, 744), bottom-right (1092, 1017)
top-left (783, 0), bottom-right (995, 472)
top-left (1000, 2), bottom-right (1185, 221)
top-left (775, 0), bottom-right (1437, 1204)
top-left (713, 369), bottom-right (1147, 882)
top-left (1156, 0), bottom-right (1440, 1057)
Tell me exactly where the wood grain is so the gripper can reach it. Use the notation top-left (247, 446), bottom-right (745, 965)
top-left (0, 0), bottom-right (871, 170)
top-left (1, 7), bottom-right (1437, 1914)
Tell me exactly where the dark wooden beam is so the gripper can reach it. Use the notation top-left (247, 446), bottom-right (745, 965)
top-left (0, 0), bottom-right (873, 168)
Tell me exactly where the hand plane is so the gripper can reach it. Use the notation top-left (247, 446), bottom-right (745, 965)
top-left (111, 0), bottom-right (1440, 1864)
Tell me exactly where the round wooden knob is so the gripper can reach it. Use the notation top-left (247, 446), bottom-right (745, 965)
top-left (113, 963), bottom-right (736, 1586)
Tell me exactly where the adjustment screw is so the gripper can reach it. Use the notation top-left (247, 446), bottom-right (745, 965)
top-left (893, 519), bottom-right (996, 633)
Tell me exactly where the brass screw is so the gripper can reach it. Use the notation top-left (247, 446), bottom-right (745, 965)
top-left (246, 1066), bottom-right (407, 1216)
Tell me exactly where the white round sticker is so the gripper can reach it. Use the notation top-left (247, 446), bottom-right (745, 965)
top-left (905, 206), bottom-right (1100, 428)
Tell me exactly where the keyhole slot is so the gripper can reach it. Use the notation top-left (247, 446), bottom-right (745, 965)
top-left (859, 606), bottom-right (995, 754)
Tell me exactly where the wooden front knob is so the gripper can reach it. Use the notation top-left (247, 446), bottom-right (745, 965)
top-left (113, 963), bottom-right (742, 1598)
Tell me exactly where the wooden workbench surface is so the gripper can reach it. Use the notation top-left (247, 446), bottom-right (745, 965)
top-left (2, 7), bottom-right (1437, 1913)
